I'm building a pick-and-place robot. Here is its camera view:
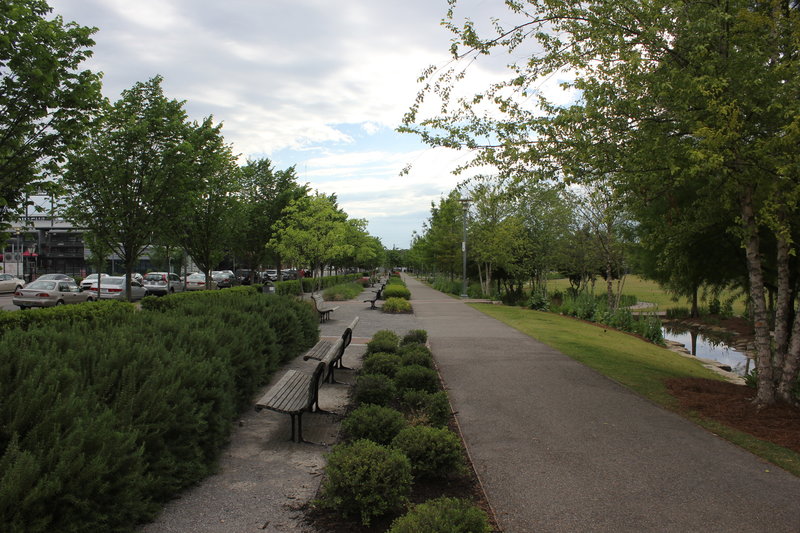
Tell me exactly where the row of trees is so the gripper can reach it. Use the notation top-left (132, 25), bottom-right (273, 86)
top-left (403, 0), bottom-right (800, 406)
top-left (0, 1), bottom-right (385, 298)
top-left (407, 176), bottom-right (634, 306)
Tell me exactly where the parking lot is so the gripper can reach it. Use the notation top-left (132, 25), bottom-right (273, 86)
top-left (0, 294), bottom-right (19, 311)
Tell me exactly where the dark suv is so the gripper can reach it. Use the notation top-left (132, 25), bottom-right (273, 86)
top-left (212, 271), bottom-right (236, 289)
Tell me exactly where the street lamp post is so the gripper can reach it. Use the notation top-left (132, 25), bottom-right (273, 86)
top-left (459, 197), bottom-right (470, 298)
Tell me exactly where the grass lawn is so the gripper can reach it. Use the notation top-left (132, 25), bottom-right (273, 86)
top-left (547, 274), bottom-right (748, 315)
top-left (469, 303), bottom-right (800, 475)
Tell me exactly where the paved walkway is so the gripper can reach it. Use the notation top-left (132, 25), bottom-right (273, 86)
top-left (140, 279), bottom-right (800, 532)
top-left (402, 275), bottom-right (800, 533)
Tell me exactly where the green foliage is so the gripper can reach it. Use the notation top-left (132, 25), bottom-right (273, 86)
top-left (401, 329), bottom-right (428, 345)
top-left (383, 297), bottom-right (413, 313)
top-left (391, 426), bottom-right (464, 479)
top-left (341, 405), bottom-right (408, 445)
top-left (431, 277), bottom-right (462, 295)
top-left (528, 289), bottom-right (550, 311)
top-left (366, 330), bottom-right (400, 354)
top-left (394, 365), bottom-right (440, 394)
top-left (383, 285), bottom-right (411, 300)
top-left (387, 497), bottom-right (492, 533)
top-left (400, 390), bottom-right (451, 428)
top-left (318, 440), bottom-right (412, 526)
top-left (322, 282), bottom-right (364, 301)
top-left (0, 290), bottom-right (316, 531)
top-left (362, 352), bottom-right (402, 377)
top-left (0, 300), bottom-right (135, 333)
top-left (353, 374), bottom-right (398, 407)
top-left (274, 279), bottom-right (302, 296)
top-left (399, 344), bottom-right (434, 369)
top-left (666, 307), bottom-right (691, 319)
top-left (0, 0), bottom-right (103, 210)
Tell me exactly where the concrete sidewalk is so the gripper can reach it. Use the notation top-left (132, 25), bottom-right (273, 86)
top-left (403, 275), bottom-right (800, 532)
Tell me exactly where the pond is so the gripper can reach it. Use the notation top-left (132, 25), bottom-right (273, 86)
top-left (662, 324), bottom-right (754, 376)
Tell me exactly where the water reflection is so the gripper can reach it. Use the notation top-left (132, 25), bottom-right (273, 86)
top-left (662, 325), bottom-right (753, 376)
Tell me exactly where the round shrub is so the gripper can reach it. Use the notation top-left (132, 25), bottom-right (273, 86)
top-left (319, 440), bottom-right (412, 526)
top-left (362, 352), bottom-right (402, 377)
top-left (401, 390), bottom-right (451, 428)
top-left (401, 329), bottom-right (428, 345)
top-left (391, 426), bottom-right (464, 479)
top-left (399, 345), bottom-right (434, 368)
top-left (353, 373), bottom-right (397, 406)
top-left (383, 285), bottom-right (411, 300)
top-left (342, 404), bottom-right (408, 445)
top-left (383, 297), bottom-right (412, 314)
top-left (395, 364), bottom-right (440, 393)
top-left (366, 330), bottom-right (400, 355)
top-left (388, 497), bottom-right (492, 533)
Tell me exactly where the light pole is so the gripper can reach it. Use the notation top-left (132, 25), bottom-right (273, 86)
top-left (459, 197), bottom-right (470, 298)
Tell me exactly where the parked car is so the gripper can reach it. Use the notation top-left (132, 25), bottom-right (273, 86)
top-left (13, 279), bottom-right (94, 309)
top-left (87, 276), bottom-right (149, 301)
top-left (185, 273), bottom-right (218, 291)
top-left (142, 272), bottom-right (184, 295)
top-left (281, 269), bottom-right (298, 280)
top-left (211, 270), bottom-right (236, 289)
top-left (0, 273), bottom-right (25, 293)
top-left (80, 273), bottom-right (110, 290)
top-left (262, 269), bottom-right (278, 282)
top-left (36, 273), bottom-right (76, 283)
top-left (235, 269), bottom-right (254, 285)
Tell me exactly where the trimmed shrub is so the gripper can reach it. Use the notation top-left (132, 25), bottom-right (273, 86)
top-left (353, 373), bottom-right (397, 406)
top-left (319, 440), bottom-right (412, 526)
top-left (391, 426), bottom-right (464, 479)
top-left (342, 405), bottom-right (408, 445)
top-left (400, 390), bottom-right (451, 428)
top-left (395, 364), bottom-right (440, 394)
top-left (362, 352), bottom-right (402, 377)
top-left (383, 285), bottom-right (411, 300)
top-left (401, 329), bottom-right (428, 345)
top-left (388, 497), bottom-right (492, 533)
top-left (323, 282), bottom-right (364, 301)
top-left (382, 297), bottom-right (412, 314)
top-left (399, 344), bottom-right (434, 368)
top-left (366, 330), bottom-right (400, 355)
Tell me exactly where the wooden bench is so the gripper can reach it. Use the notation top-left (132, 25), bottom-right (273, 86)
top-left (304, 317), bottom-right (359, 384)
top-left (254, 361), bottom-right (326, 442)
top-left (311, 294), bottom-right (339, 322)
top-left (363, 292), bottom-right (380, 309)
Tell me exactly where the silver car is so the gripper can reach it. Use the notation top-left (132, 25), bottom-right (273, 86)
top-left (13, 279), bottom-right (95, 309)
top-left (87, 276), bottom-right (149, 301)
top-left (142, 272), bottom-right (185, 296)
top-left (0, 273), bottom-right (25, 293)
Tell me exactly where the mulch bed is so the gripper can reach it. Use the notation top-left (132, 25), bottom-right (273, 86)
top-left (666, 377), bottom-right (800, 454)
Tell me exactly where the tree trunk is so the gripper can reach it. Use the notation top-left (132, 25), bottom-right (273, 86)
top-left (740, 188), bottom-right (775, 407)
top-left (606, 257), bottom-right (614, 310)
top-left (777, 311), bottom-right (800, 404)
top-left (773, 233), bottom-right (791, 376)
top-left (691, 284), bottom-right (699, 318)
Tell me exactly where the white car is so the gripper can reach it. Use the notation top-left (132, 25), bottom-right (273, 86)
top-left (0, 273), bottom-right (25, 293)
top-left (87, 276), bottom-right (149, 301)
top-left (142, 272), bottom-right (185, 296)
top-left (80, 273), bottom-right (110, 290)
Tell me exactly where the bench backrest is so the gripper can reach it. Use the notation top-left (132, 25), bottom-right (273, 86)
top-left (308, 361), bottom-right (326, 408)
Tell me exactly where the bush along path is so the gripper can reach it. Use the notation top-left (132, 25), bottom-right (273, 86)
top-left (306, 329), bottom-right (498, 532)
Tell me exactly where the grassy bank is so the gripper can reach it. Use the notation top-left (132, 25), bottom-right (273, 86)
top-left (469, 303), bottom-right (800, 476)
top-left (547, 275), bottom-right (748, 315)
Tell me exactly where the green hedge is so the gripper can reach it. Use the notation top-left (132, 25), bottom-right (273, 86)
top-left (273, 273), bottom-right (362, 296)
top-left (0, 290), bottom-right (318, 533)
top-left (0, 299), bottom-right (137, 334)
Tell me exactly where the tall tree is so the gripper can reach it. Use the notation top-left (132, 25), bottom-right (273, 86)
top-left (270, 193), bottom-right (350, 292)
top-left (0, 0), bottom-right (102, 219)
top-left (406, 0), bottom-right (800, 406)
top-left (175, 117), bottom-right (239, 287)
top-left (63, 76), bottom-right (193, 299)
top-left (233, 158), bottom-right (306, 277)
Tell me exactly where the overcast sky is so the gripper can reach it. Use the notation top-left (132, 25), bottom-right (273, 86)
top-left (46, 0), bottom-right (545, 248)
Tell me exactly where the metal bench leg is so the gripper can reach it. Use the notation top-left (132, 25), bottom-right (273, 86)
top-left (289, 414), bottom-right (297, 441)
